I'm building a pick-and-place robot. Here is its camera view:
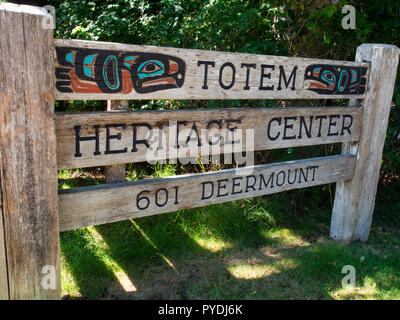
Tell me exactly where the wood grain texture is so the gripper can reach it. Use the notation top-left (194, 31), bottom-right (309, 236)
top-left (331, 44), bottom-right (400, 242)
top-left (54, 38), bottom-right (370, 100)
top-left (105, 100), bottom-right (129, 183)
top-left (0, 176), bottom-right (9, 300)
top-left (0, 3), bottom-right (60, 299)
top-left (56, 106), bottom-right (363, 169)
top-left (59, 155), bottom-right (356, 231)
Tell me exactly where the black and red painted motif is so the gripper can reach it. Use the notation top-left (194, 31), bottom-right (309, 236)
top-left (304, 64), bottom-right (367, 95)
top-left (55, 47), bottom-right (186, 94)
top-left (55, 46), bottom-right (368, 96)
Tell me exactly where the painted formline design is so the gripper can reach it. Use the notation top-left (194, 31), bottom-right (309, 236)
top-left (54, 39), bottom-right (369, 100)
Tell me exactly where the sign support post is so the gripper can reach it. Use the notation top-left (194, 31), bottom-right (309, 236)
top-left (105, 100), bottom-right (129, 183)
top-left (331, 44), bottom-right (400, 242)
top-left (0, 3), bottom-right (60, 299)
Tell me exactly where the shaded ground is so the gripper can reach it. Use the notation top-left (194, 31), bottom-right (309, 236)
top-left (60, 195), bottom-right (400, 300)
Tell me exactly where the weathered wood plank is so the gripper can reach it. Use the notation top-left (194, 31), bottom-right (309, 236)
top-left (331, 44), bottom-right (400, 242)
top-left (56, 106), bottom-right (363, 169)
top-left (105, 100), bottom-right (129, 183)
top-left (59, 155), bottom-right (356, 231)
top-left (0, 3), bottom-right (60, 299)
top-left (54, 38), bottom-right (369, 100)
top-left (0, 176), bottom-right (9, 300)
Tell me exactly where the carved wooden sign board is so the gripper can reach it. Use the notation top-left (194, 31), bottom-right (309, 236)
top-left (58, 155), bottom-right (356, 232)
top-left (53, 39), bottom-right (370, 231)
top-left (54, 39), bottom-right (369, 100)
top-left (56, 106), bottom-right (363, 169)
top-left (1, 3), bottom-right (399, 300)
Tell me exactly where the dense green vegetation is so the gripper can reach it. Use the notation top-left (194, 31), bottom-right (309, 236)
top-left (14, 0), bottom-right (400, 298)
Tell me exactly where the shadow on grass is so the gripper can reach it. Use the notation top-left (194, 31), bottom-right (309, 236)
top-left (60, 188), bottom-right (400, 300)
top-left (60, 229), bottom-right (117, 299)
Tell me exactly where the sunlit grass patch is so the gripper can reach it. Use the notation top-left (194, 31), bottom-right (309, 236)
top-left (60, 253), bottom-right (82, 299)
top-left (191, 236), bottom-right (232, 253)
top-left (227, 263), bottom-right (281, 279)
top-left (264, 228), bottom-right (311, 247)
top-left (330, 277), bottom-right (380, 300)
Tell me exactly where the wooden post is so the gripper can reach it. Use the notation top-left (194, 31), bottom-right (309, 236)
top-left (0, 178), bottom-right (9, 300)
top-left (105, 100), bottom-right (129, 183)
top-left (0, 3), bottom-right (60, 299)
top-left (331, 44), bottom-right (400, 242)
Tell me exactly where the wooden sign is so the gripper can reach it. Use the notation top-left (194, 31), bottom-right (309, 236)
top-left (54, 39), bottom-right (369, 100)
top-left (58, 155), bottom-right (356, 231)
top-left (56, 106), bottom-right (363, 169)
top-left (1, 3), bottom-right (400, 301)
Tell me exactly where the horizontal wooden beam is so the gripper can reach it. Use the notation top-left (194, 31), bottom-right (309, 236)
top-left (56, 106), bottom-right (363, 169)
top-left (54, 39), bottom-right (369, 100)
top-left (58, 155), bottom-right (356, 231)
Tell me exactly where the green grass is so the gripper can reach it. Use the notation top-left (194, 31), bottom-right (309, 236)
top-left (59, 167), bottom-right (400, 299)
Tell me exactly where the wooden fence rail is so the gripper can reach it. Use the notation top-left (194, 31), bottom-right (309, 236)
top-left (58, 155), bottom-right (356, 232)
top-left (0, 2), bottom-right (399, 300)
top-left (53, 38), bottom-right (370, 101)
top-left (56, 106), bottom-right (363, 169)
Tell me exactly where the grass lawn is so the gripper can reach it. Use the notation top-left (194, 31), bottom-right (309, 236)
top-left (59, 168), bottom-right (400, 300)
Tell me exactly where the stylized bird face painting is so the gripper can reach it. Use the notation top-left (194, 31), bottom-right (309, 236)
top-left (55, 47), bottom-right (186, 94)
top-left (304, 64), bottom-right (367, 95)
